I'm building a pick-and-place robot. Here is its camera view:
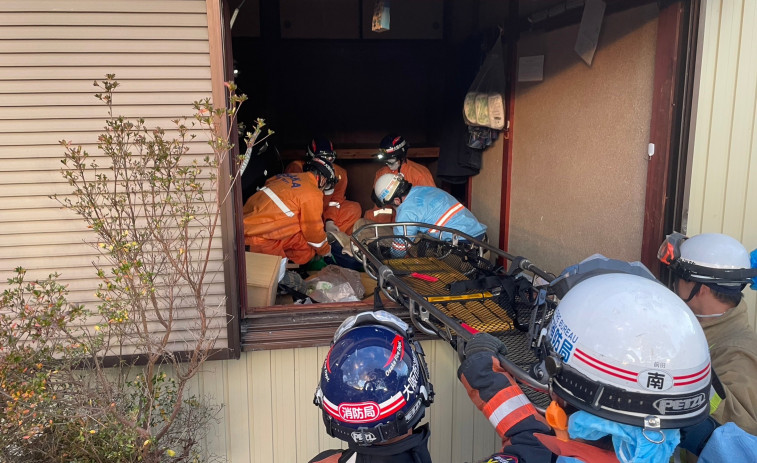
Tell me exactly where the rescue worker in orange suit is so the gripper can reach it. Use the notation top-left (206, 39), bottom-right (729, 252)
top-left (243, 157), bottom-right (336, 265)
top-left (363, 134), bottom-right (435, 224)
top-left (285, 136), bottom-right (362, 234)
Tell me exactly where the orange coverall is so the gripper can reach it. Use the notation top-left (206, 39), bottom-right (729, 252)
top-left (243, 171), bottom-right (331, 265)
top-left (284, 160), bottom-right (362, 234)
top-left (365, 159), bottom-right (436, 223)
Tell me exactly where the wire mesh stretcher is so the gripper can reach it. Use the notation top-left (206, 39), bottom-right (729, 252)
top-left (351, 222), bottom-right (557, 408)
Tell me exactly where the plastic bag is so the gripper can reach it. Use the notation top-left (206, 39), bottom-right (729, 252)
top-left (463, 39), bottom-right (507, 130)
top-left (306, 265), bottom-right (365, 303)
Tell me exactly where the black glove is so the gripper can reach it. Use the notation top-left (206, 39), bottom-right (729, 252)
top-left (463, 333), bottom-right (508, 360)
top-left (679, 416), bottom-right (720, 456)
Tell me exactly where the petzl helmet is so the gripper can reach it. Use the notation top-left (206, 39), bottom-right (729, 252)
top-left (304, 156), bottom-right (337, 194)
top-left (314, 311), bottom-right (434, 446)
top-left (307, 135), bottom-right (336, 163)
top-left (545, 273), bottom-right (711, 429)
top-left (376, 134), bottom-right (408, 164)
top-left (658, 232), bottom-right (757, 291)
top-left (372, 173), bottom-right (412, 207)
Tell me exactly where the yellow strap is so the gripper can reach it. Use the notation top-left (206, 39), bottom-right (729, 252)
top-left (426, 292), bottom-right (493, 302)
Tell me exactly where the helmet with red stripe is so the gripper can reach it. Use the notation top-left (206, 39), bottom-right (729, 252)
top-left (314, 311), bottom-right (433, 446)
top-left (545, 272), bottom-right (711, 429)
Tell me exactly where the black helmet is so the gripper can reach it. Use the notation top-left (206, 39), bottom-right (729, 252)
top-left (307, 136), bottom-right (336, 163)
top-left (376, 134), bottom-right (408, 164)
top-left (304, 157), bottom-right (337, 193)
top-left (314, 311), bottom-right (433, 446)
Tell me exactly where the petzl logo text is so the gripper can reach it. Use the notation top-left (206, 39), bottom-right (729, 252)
top-left (653, 393), bottom-right (706, 414)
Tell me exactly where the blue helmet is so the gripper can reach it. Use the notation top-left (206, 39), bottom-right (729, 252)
top-left (314, 311), bottom-right (434, 446)
top-left (307, 135), bottom-right (336, 163)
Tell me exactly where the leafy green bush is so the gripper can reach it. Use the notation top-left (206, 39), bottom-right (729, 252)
top-left (1, 76), bottom-right (268, 462)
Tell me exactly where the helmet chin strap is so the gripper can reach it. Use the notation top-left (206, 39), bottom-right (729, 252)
top-left (683, 281), bottom-right (701, 303)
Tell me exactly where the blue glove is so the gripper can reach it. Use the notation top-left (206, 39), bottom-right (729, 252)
top-left (569, 411), bottom-right (680, 463)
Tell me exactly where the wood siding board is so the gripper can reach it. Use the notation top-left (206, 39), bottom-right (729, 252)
top-left (0, 12), bottom-right (209, 27)
top-left (226, 353), bottom-right (252, 461)
top-left (249, 350), bottom-right (274, 462)
top-left (271, 349), bottom-right (297, 462)
top-left (295, 347), bottom-right (321, 461)
top-left (427, 340), bottom-right (454, 463)
top-left (722, 1), bottom-right (756, 238)
top-left (701, 0), bottom-right (742, 232)
top-left (688, 0), bottom-right (723, 234)
top-left (0, 40), bottom-right (210, 54)
top-left (0, 81), bottom-right (211, 94)
top-left (1, 1), bottom-right (207, 14)
top-left (198, 360), bottom-right (230, 460)
top-left (450, 350), bottom-right (475, 462)
top-left (0, 67), bottom-right (212, 80)
top-left (0, 1), bottom-right (226, 355)
top-left (0, 26), bottom-right (209, 40)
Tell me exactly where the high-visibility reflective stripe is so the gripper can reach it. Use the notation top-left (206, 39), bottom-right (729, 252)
top-left (710, 386), bottom-right (723, 414)
top-left (308, 238), bottom-right (328, 248)
top-left (429, 203), bottom-right (464, 234)
top-left (260, 187), bottom-right (295, 218)
top-left (392, 241), bottom-right (407, 250)
top-left (328, 201), bottom-right (340, 208)
top-left (484, 386), bottom-right (535, 434)
top-left (373, 208), bottom-right (393, 216)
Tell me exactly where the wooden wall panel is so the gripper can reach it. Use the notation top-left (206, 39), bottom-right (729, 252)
top-left (507, 4), bottom-right (659, 274)
top-left (0, 0), bottom-right (228, 354)
top-left (686, 0), bottom-right (757, 327)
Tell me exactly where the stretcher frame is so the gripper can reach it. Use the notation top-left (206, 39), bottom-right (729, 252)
top-left (351, 222), bottom-right (558, 407)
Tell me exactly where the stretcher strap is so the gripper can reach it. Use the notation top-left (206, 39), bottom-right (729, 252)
top-left (260, 186), bottom-right (294, 217)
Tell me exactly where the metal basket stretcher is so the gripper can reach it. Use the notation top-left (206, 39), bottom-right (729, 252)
top-left (350, 222), bottom-right (557, 409)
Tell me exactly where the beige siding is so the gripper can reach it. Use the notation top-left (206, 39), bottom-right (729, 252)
top-left (196, 340), bottom-right (500, 463)
top-left (0, 0), bottom-right (228, 350)
top-left (687, 0), bottom-right (757, 326)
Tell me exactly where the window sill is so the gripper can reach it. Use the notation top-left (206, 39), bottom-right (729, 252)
top-left (241, 299), bottom-right (428, 351)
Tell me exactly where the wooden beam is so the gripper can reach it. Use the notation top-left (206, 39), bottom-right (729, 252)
top-left (280, 146), bottom-right (440, 162)
top-left (640, 1), bottom-right (686, 275)
top-left (499, 0), bottom-right (518, 254)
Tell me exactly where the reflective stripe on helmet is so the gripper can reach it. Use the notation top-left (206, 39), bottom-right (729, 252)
top-left (259, 187), bottom-right (294, 218)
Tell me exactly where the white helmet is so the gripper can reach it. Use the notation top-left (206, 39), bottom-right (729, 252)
top-left (659, 232), bottom-right (756, 286)
top-left (372, 173), bottom-right (411, 207)
top-left (546, 273), bottom-right (711, 429)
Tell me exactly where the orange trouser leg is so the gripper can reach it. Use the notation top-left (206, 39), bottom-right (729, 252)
top-left (327, 200), bottom-right (362, 235)
top-left (363, 206), bottom-right (395, 223)
top-left (247, 233), bottom-right (316, 265)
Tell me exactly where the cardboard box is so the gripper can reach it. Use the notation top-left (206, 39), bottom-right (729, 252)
top-left (245, 252), bottom-right (283, 308)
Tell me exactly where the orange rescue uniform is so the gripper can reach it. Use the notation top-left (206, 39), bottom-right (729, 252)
top-left (243, 171), bottom-right (331, 264)
top-left (365, 159), bottom-right (436, 223)
top-left (285, 160), bottom-right (362, 234)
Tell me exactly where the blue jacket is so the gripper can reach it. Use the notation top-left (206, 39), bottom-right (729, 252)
top-left (391, 187), bottom-right (486, 256)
